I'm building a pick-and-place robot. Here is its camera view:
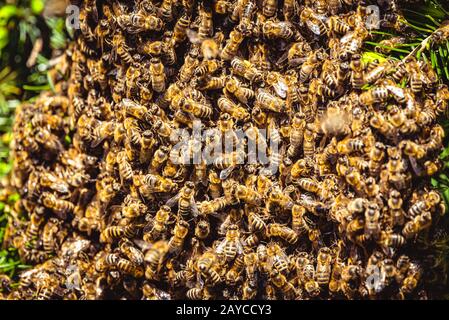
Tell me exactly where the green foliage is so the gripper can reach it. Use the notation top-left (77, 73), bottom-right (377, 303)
top-left (0, 0), bottom-right (67, 279)
top-left (366, 0), bottom-right (449, 81)
top-left (0, 199), bottom-right (29, 278)
top-left (364, 0), bottom-right (449, 295)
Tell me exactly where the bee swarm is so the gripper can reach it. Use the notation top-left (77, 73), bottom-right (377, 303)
top-left (2, 0), bottom-right (449, 300)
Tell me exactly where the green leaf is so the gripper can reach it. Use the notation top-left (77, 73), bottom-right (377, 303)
top-left (64, 134), bottom-right (72, 145)
top-left (31, 0), bottom-right (46, 15)
top-left (7, 193), bottom-right (20, 204)
top-left (23, 84), bottom-right (51, 91)
top-left (442, 189), bottom-right (449, 207)
top-left (0, 161), bottom-right (11, 176)
top-left (362, 52), bottom-right (387, 65)
top-left (0, 5), bottom-right (17, 26)
top-left (0, 27), bottom-right (8, 51)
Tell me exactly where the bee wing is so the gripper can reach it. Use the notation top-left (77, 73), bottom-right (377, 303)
top-left (276, 50), bottom-right (290, 68)
top-left (272, 80), bottom-right (288, 99)
top-left (143, 219), bottom-right (155, 234)
top-left (50, 182), bottom-right (70, 194)
top-left (190, 200), bottom-right (200, 218)
top-left (215, 240), bottom-right (226, 255)
top-left (306, 21), bottom-right (323, 35)
top-left (133, 239), bottom-right (153, 252)
top-left (219, 165), bottom-right (236, 180)
top-left (165, 193), bottom-right (181, 207)
top-left (112, 1), bottom-right (125, 16)
top-left (408, 156), bottom-right (423, 176)
top-left (186, 29), bottom-right (201, 44)
top-left (196, 273), bottom-right (205, 289)
top-left (90, 136), bottom-right (107, 148)
top-left (237, 239), bottom-right (245, 255)
top-left (155, 288), bottom-right (171, 300)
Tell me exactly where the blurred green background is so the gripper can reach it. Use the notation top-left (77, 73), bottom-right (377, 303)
top-left (0, 0), bottom-right (68, 278)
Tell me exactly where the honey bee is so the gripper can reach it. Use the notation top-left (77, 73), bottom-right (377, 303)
top-left (286, 113), bottom-right (306, 159)
top-left (360, 86), bottom-right (389, 105)
top-left (168, 219), bottom-right (190, 255)
top-left (111, 32), bottom-right (134, 64)
top-left (196, 250), bottom-right (222, 285)
top-left (100, 223), bottom-right (139, 243)
top-left (121, 195), bottom-right (147, 218)
top-left (217, 97), bottom-right (249, 121)
top-left (195, 219), bottom-right (211, 240)
top-left (407, 196), bottom-right (435, 219)
top-left (266, 223), bottom-right (298, 244)
top-left (172, 12), bottom-right (191, 45)
top-left (235, 185), bottom-right (263, 206)
top-left (144, 240), bottom-right (169, 280)
top-left (166, 181), bottom-right (199, 219)
top-left (378, 230), bottom-right (405, 254)
top-left (263, 20), bottom-right (295, 40)
top-left (41, 192), bottom-right (74, 220)
top-left (198, 4), bottom-right (213, 40)
top-left (142, 282), bottom-right (170, 300)
top-left (121, 13), bottom-right (164, 34)
top-left (300, 7), bottom-right (328, 36)
top-left (138, 173), bottom-right (178, 195)
top-left (328, 15), bottom-right (351, 35)
top-left (197, 74), bottom-right (227, 90)
top-left (139, 130), bottom-right (156, 164)
top-left (231, 57), bottom-right (263, 83)
top-left (221, 27), bottom-right (245, 61)
top-left (251, 105), bottom-right (268, 127)
top-left (139, 41), bottom-right (163, 57)
top-left (224, 77), bottom-right (255, 104)
top-left (256, 89), bottom-right (285, 113)
top-left (283, 0), bottom-right (299, 21)
top-left (149, 146), bottom-right (170, 173)
top-left (247, 210), bottom-right (267, 232)
top-left (41, 218), bottom-right (63, 256)
top-left (340, 265), bottom-right (361, 299)
top-left (119, 239), bottom-right (144, 266)
top-left (39, 171), bottom-right (70, 194)
top-left (186, 287), bottom-right (210, 300)
top-left (157, 0), bottom-right (173, 21)
top-left (149, 57), bottom-right (166, 93)
top-left (225, 254), bottom-right (245, 286)
top-left (267, 186), bottom-right (295, 212)
top-left (143, 206), bottom-right (172, 242)
top-left (349, 54), bottom-right (364, 90)
top-left (316, 247), bottom-right (332, 286)
top-left (270, 269), bottom-right (298, 299)
top-left (178, 98), bottom-right (213, 119)
top-left (402, 211), bottom-right (432, 239)
top-left (179, 50), bottom-right (199, 83)
top-left (34, 128), bottom-right (63, 153)
top-left (370, 116), bottom-right (395, 144)
top-left (214, 0), bottom-right (232, 14)
top-left (364, 202), bottom-right (381, 239)
top-left (116, 151), bottom-right (133, 186)
top-left (266, 242), bottom-right (289, 274)
top-left (435, 84), bottom-right (449, 115)
top-left (216, 224), bottom-right (245, 262)
top-left (398, 262), bottom-right (422, 299)
top-left (302, 125), bottom-right (316, 160)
